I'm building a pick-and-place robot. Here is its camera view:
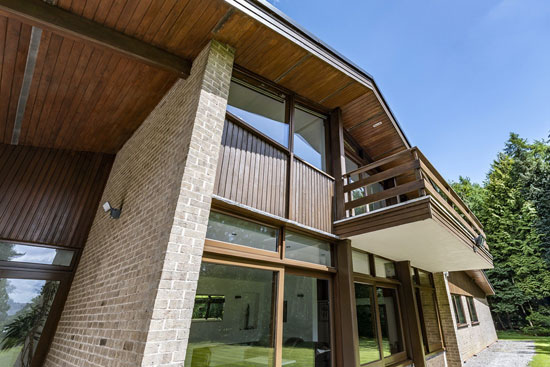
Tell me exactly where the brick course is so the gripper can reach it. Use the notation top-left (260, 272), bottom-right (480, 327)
top-left (44, 40), bottom-right (234, 367)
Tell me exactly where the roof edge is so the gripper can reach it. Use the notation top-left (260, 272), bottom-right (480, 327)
top-left (224, 0), bottom-right (412, 149)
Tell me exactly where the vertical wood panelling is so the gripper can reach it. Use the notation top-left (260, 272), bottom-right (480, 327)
top-left (291, 158), bottom-right (334, 232)
top-left (214, 119), bottom-right (288, 217)
top-left (0, 144), bottom-right (113, 248)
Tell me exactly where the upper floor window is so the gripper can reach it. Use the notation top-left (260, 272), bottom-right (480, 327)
top-left (226, 75), bottom-right (329, 172)
top-left (293, 106), bottom-right (327, 171)
top-left (227, 79), bottom-right (288, 147)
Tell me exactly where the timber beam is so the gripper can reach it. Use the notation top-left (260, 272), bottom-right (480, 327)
top-left (0, 0), bottom-right (192, 78)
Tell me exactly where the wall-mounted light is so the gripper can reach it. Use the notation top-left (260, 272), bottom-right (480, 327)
top-left (372, 121), bottom-right (383, 128)
top-left (103, 202), bottom-right (121, 219)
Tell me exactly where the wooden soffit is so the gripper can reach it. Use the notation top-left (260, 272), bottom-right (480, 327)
top-left (0, 0), bottom-right (409, 157)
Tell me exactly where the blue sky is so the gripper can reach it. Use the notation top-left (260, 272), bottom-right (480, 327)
top-left (267, 0), bottom-right (550, 184)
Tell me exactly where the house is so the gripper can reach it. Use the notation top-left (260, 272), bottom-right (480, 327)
top-left (0, 0), bottom-right (497, 366)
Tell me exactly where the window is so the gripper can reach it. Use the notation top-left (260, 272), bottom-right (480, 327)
top-left (374, 256), bottom-right (397, 279)
top-left (0, 278), bottom-right (61, 366)
top-left (227, 76), bottom-right (329, 172)
top-left (376, 287), bottom-right (404, 358)
top-left (352, 250), bottom-right (370, 275)
top-left (354, 283), bottom-right (380, 364)
top-left (466, 296), bottom-right (479, 324)
top-left (206, 211), bottom-right (278, 252)
top-left (283, 274), bottom-right (331, 367)
top-left (192, 295), bottom-right (225, 321)
top-left (227, 79), bottom-right (288, 147)
top-left (285, 231), bottom-right (332, 266)
top-left (0, 241), bottom-right (74, 267)
top-left (413, 268), bottom-right (444, 354)
top-left (293, 106), bottom-right (327, 171)
top-left (452, 294), bottom-right (467, 326)
top-left (186, 263), bottom-right (277, 367)
top-left (344, 156), bottom-right (387, 216)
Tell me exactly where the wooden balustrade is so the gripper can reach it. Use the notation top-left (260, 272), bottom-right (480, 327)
top-left (341, 147), bottom-right (486, 243)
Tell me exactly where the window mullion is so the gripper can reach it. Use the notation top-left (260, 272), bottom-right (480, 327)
top-left (274, 267), bottom-right (286, 367)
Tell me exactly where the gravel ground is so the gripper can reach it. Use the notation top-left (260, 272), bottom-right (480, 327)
top-left (463, 340), bottom-right (536, 367)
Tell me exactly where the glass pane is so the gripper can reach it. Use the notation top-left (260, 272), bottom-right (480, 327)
top-left (467, 297), bottom-right (479, 323)
top-left (345, 157), bottom-right (367, 215)
top-left (376, 288), bottom-right (404, 358)
top-left (0, 278), bottom-right (60, 366)
top-left (227, 80), bottom-right (288, 147)
top-left (374, 257), bottom-right (397, 279)
top-left (283, 274), bottom-right (331, 367)
top-left (452, 295), bottom-right (467, 324)
top-left (366, 182), bottom-right (385, 212)
top-left (285, 231), bottom-right (332, 266)
top-left (417, 288), bottom-right (443, 353)
top-left (293, 107), bottom-right (326, 171)
top-left (186, 263), bottom-right (276, 367)
top-left (206, 212), bottom-right (278, 252)
top-left (352, 251), bottom-right (370, 275)
top-left (354, 283), bottom-right (381, 364)
top-left (0, 242), bottom-right (73, 266)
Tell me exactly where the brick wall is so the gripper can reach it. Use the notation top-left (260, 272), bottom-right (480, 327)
top-left (44, 40), bottom-right (234, 367)
top-left (433, 272), bottom-right (461, 367)
top-left (448, 272), bottom-right (498, 362)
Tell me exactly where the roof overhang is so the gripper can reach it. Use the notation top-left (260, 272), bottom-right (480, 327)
top-left (465, 270), bottom-right (495, 296)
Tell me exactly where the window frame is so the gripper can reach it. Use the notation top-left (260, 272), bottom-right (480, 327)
top-left (198, 209), bottom-right (338, 366)
top-left (451, 294), bottom-right (468, 328)
top-left (466, 296), bottom-right (479, 325)
top-left (228, 67), bottom-right (332, 174)
top-left (353, 272), bottom-right (408, 366)
top-left (0, 239), bottom-right (79, 272)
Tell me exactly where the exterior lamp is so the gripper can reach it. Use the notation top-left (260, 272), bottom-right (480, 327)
top-left (103, 201), bottom-right (121, 219)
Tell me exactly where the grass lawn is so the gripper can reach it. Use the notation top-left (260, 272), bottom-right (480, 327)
top-left (497, 331), bottom-right (550, 367)
top-left (0, 346), bottom-right (22, 366)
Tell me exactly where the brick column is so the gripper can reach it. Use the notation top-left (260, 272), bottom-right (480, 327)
top-left (433, 273), bottom-right (462, 367)
top-left (44, 40), bottom-right (234, 367)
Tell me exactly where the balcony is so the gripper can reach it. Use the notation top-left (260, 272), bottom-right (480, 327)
top-left (333, 147), bottom-right (493, 272)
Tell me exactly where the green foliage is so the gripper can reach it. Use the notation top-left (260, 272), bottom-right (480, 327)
top-left (451, 132), bottom-right (550, 331)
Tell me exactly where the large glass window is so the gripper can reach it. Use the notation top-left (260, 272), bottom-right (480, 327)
top-left (376, 288), bottom-right (404, 358)
top-left (293, 107), bottom-right (327, 171)
top-left (227, 79), bottom-right (288, 147)
top-left (413, 268), bottom-right (444, 353)
top-left (344, 156), bottom-right (386, 216)
top-left (285, 231), bottom-right (332, 266)
top-left (283, 274), bottom-right (331, 367)
top-left (354, 283), bottom-right (380, 364)
top-left (466, 296), bottom-right (479, 324)
top-left (185, 263), bottom-right (277, 367)
top-left (206, 212), bottom-right (278, 252)
top-left (0, 242), bottom-right (74, 266)
top-left (352, 251), bottom-right (370, 275)
top-left (452, 294), bottom-right (467, 326)
top-left (0, 278), bottom-right (60, 366)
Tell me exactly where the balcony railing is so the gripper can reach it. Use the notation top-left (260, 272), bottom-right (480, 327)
top-left (340, 147), bottom-right (486, 248)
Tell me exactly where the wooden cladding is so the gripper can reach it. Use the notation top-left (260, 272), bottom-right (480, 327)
top-left (214, 117), bottom-right (334, 233)
top-left (214, 118), bottom-right (288, 218)
top-left (0, 144), bottom-right (113, 248)
top-left (291, 158), bottom-right (334, 232)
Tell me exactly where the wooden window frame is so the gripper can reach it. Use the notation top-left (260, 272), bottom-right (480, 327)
top-left (199, 209), bottom-right (338, 367)
top-left (451, 294), bottom-right (468, 328)
top-left (353, 272), bottom-right (408, 366)
top-left (0, 238), bottom-right (79, 272)
top-left (230, 67), bottom-right (332, 175)
top-left (412, 268), bottom-right (445, 355)
top-left (466, 296), bottom-right (480, 325)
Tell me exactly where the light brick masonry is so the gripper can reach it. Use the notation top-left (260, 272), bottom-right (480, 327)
top-left (44, 40), bottom-right (234, 367)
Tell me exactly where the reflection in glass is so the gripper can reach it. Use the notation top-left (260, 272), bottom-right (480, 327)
top-left (283, 274), bottom-right (331, 367)
top-left (0, 278), bottom-right (60, 366)
top-left (417, 270), bottom-right (432, 287)
top-left (293, 107), bottom-right (326, 171)
top-left (344, 157), bottom-right (386, 215)
top-left (227, 80), bottom-right (288, 147)
top-left (0, 242), bottom-right (73, 266)
top-left (354, 283), bottom-right (381, 364)
top-left (466, 297), bottom-right (479, 323)
top-left (285, 231), bottom-right (332, 266)
top-left (206, 212), bottom-right (278, 252)
top-left (374, 257), bottom-right (397, 279)
top-left (376, 288), bottom-right (404, 358)
top-left (351, 251), bottom-right (370, 275)
top-left (186, 263), bottom-right (276, 367)
top-left (452, 294), bottom-right (467, 325)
